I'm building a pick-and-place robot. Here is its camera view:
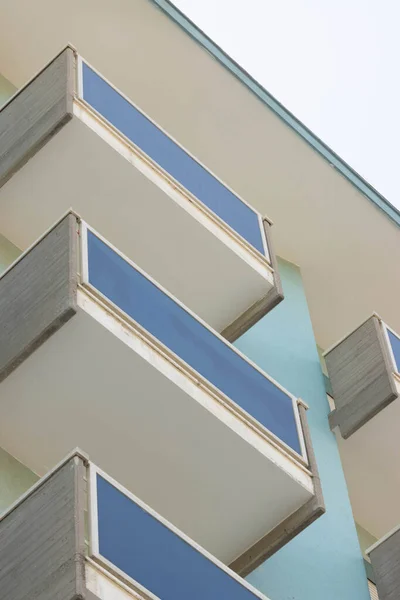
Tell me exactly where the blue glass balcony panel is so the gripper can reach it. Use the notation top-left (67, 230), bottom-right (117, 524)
top-left (95, 473), bottom-right (264, 600)
top-left (86, 230), bottom-right (302, 455)
top-left (81, 62), bottom-right (266, 256)
top-left (387, 329), bottom-right (400, 373)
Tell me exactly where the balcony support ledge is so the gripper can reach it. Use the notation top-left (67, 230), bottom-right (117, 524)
top-left (230, 403), bottom-right (325, 576)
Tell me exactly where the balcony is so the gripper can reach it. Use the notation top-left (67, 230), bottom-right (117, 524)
top-left (324, 315), bottom-right (400, 555)
top-left (0, 450), bottom-right (271, 600)
top-left (0, 212), bottom-right (321, 573)
top-left (325, 314), bottom-right (400, 439)
top-left (367, 527), bottom-right (400, 600)
top-left (0, 46), bottom-right (281, 339)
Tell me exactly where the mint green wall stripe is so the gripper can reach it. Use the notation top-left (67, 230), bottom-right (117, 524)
top-left (151, 0), bottom-right (400, 228)
top-left (235, 259), bottom-right (370, 600)
top-left (0, 72), bottom-right (16, 108)
top-left (0, 447), bottom-right (38, 515)
top-left (0, 233), bottom-right (20, 275)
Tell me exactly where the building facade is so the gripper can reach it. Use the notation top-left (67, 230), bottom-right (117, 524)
top-left (0, 2), bottom-right (398, 600)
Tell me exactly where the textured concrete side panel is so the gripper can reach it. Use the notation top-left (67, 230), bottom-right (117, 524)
top-left (370, 529), bottom-right (400, 600)
top-left (0, 47), bottom-right (76, 188)
top-left (0, 213), bottom-right (78, 382)
top-left (222, 220), bottom-right (284, 342)
top-left (326, 316), bottom-right (398, 438)
top-left (0, 456), bottom-right (87, 600)
top-left (230, 404), bottom-right (325, 576)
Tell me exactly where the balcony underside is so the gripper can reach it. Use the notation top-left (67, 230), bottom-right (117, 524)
top-left (0, 105), bottom-right (273, 335)
top-left (0, 289), bottom-right (313, 564)
top-left (335, 390), bottom-right (400, 542)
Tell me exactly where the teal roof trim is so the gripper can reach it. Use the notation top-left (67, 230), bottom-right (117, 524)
top-left (152, 0), bottom-right (400, 228)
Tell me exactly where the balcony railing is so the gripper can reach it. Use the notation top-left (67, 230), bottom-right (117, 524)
top-left (90, 463), bottom-right (270, 600)
top-left (385, 326), bottom-right (400, 376)
top-left (325, 314), bottom-right (400, 438)
top-left (80, 61), bottom-right (267, 258)
top-left (0, 212), bottom-right (320, 570)
top-left (0, 46), bottom-right (281, 338)
top-left (0, 451), bottom-right (271, 600)
top-left (83, 223), bottom-right (302, 456)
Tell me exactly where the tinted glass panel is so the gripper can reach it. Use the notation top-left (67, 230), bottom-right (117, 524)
top-left (82, 63), bottom-right (266, 256)
top-left (87, 231), bottom-right (301, 454)
top-left (96, 474), bottom-right (263, 600)
top-left (388, 329), bottom-right (400, 373)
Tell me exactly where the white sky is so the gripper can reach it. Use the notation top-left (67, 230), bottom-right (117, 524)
top-left (172, 0), bottom-right (400, 208)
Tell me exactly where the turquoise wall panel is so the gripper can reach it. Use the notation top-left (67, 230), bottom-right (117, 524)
top-left (236, 259), bottom-right (370, 600)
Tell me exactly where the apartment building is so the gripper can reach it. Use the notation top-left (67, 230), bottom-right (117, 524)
top-left (0, 2), bottom-right (398, 600)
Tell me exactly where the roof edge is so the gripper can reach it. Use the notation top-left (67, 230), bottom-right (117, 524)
top-left (151, 0), bottom-right (400, 228)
